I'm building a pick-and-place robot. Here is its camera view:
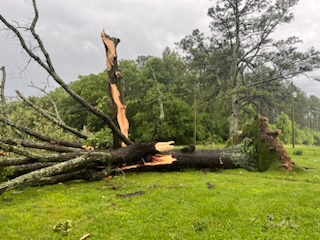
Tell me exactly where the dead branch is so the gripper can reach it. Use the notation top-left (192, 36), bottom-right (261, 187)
top-left (28, 82), bottom-right (67, 124)
top-left (0, 66), bottom-right (24, 138)
top-left (0, 137), bottom-right (79, 153)
top-left (16, 90), bottom-right (88, 139)
top-left (0, 151), bottom-right (86, 167)
top-left (0, 115), bottom-right (85, 148)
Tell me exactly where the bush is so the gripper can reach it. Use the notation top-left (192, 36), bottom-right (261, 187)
top-left (85, 127), bottom-right (113, 149)
top-left (274, 113), bottom-right (292, 144)
top-left (293, 150), bottom-right (303, 155)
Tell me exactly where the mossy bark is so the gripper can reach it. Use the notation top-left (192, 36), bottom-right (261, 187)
top-left (0, 142), bottom-right (160, 194)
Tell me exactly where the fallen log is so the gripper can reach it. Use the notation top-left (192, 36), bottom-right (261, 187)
top-left (0, 115), bottom-right (294, 194)
top-left (120, 115), bottom-right (294, 172)
top-left (0, 141), bottom-right (175, 194)
top-left (120, 145), bottom-right (249, 171)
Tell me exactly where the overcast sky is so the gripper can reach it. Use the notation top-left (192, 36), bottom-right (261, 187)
top-left (0, 0), bottom-right (320, 98)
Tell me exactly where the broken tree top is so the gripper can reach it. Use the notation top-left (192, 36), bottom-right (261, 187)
top-left (101, 30), bottom-right (121, 81)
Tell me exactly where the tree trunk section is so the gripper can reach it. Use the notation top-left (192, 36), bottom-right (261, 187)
top-left (101, 30), bottom-right (129, 148)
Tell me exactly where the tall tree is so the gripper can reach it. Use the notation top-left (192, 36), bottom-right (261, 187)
top-left (179, 0), bottom-right (320, 137)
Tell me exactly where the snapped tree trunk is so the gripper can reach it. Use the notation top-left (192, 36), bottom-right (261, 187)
top-left (101, 30), bottom-right (129, 148)
top-left (121, 114), bottom-right (294, 173)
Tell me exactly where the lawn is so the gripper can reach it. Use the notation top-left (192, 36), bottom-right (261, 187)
top-left (0, 145), bottom-right (319, 239)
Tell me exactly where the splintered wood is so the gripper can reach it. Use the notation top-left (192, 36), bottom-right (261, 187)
top-left (101, 30), bottom-right (128, 146)
top-left (109, 83), bottom-right (129, 147)
top-left (121, 141), bottom-right (177, 170)
top-left (155, 140), bottom-right (175, 152)
top-left (101, 30), bottom-right (117, 71)
top-left (120, 155), bottom-right (177, 170)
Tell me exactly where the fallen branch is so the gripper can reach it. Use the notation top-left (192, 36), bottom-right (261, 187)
top-left (0, 142), bottom-right (172, 194)
top-left (0, 116), bottom-right (84, 148)
top-left (116, 191), bottom-right (145, 198)
top-left (16, 90), bottom-right (88, 139)
top-left (79, 233), bottom-right (90, 240)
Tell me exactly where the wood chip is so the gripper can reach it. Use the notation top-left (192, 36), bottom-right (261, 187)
top-left (79, 233), bottom-right (90, 240)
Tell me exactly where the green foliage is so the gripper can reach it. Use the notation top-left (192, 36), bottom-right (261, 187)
top-left (240, 138), bottom-right (256, 155)
top-left (0, 167), bottom-right (14, 182)
top-left (275, 113), bottom-right (292, 144)
top-left (7, 99), bottom-right (79, 142)
top-left (124, 53), bottom-right (196, 144)
top-left (242, 117), bottom-right (279, 171)
top-left (179, 0), bottom-right (320, 137)
top-left (313, 132), bottom-right (320, 146)
top-left (85, 127), bottom-right (113, 149)
top-left (295, 126), bottom-right (315, 145)
top-left (4, 43), bottom-right (320, 148)
top-left (293, 150), bottom-right (303, 155)
top-left (197, 112), bottom-right (228, 143)
top-left (49, 72), bottom-right (111, 132)
top-left (128, 95), bottom-right (194, 144)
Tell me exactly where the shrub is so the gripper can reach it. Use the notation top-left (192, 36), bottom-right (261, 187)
top-left (293, 150), bottom-right (303, 155)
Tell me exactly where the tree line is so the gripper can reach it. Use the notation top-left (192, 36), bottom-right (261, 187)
top-left (4, 47), bottom-right (320, 147)
top-left (2, 0), bottom-right (320, 147)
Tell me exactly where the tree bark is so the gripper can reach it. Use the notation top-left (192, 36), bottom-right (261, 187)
top-left (0, 141), bottom-right (174, 193)
top-left (121, 114), bottom-right (294, 172)
top-left (121, 145), bottom-right (252, 172)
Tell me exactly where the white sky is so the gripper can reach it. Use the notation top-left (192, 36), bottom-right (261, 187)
top-left (0, 0), bottom-right (320, 98)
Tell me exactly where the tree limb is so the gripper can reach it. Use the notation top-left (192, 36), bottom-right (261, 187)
top-left (0, 115), bottom-right (84, 148)
top-left (16, 90), bottom-right (88, 139)
top-left (0, 137), bottom-right (78, 153)
top-left (0, 66), bottom-right (24, 138)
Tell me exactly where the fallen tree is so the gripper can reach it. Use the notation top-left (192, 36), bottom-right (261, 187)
top-left (120, 114), bottom-right (294, 172)
top-left (0, 114), bottom-right (294, 194)
top-left (0, 0), bottom-right (294, 195)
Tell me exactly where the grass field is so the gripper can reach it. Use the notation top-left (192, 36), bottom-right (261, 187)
top-left (0, 145), bottom-right (320, 239)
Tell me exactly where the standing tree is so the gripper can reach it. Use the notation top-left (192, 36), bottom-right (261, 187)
top-left (179, 0), bottom-right (320, 137)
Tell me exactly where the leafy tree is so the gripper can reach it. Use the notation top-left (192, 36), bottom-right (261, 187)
top-left (307, 95), bottom-right (320, 131)
top-left (179, 0), bottom-right (320, 137)
top-left (49, 72), bottom-right (111, 132)
top-left (123, 52), bottom-right (195, 144)
top-left (275, 112), bottom-right (292, 144)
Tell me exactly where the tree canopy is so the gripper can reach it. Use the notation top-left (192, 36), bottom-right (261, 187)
top-left (178, 0), bottom-right (320, 137)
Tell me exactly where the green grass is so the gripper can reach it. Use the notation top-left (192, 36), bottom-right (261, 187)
top-left (1, 145), bottom-right (320, 239)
